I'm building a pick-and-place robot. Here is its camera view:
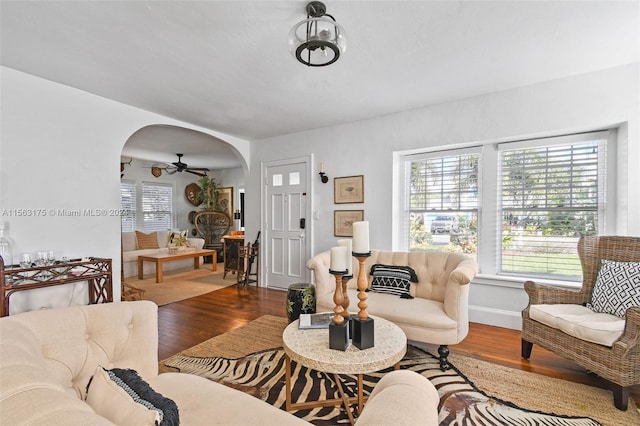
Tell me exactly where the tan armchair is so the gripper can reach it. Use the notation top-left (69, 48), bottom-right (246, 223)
top-left (521, 235), bottom-right (640, 410)
top-left (307, 249), bottom-right (478, 370)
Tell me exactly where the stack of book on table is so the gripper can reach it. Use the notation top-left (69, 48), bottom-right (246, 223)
top-left (298, 312), bottom-right (334, 329)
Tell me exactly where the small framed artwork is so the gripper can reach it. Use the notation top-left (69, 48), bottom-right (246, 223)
top-left (334, 210), bottom-right (364, 237)
top-left (334, 175), bottom-right (364, 204)
top-left (217, 186), bottom-right (234, 219)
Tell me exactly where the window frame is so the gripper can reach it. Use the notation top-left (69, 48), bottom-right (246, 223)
top-left (401, 147), bottom-right (481, 255)
top-left (394, 129), bottom-right (616, 285)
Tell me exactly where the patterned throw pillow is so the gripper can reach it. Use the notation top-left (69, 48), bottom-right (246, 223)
top-left (368, 264), bottom-right (419, 299)
top-left (136, 231), bottom-right (160, 250)
top-left (588, 259), bottom-right (640, 318)
top-left (85, 366), bottom-right (179, 426)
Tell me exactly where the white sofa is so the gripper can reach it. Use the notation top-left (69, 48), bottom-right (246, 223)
top-left (0, 301), bottom-right (439, 425)
top-left (307, 249), bottom-right (478, 370)
top-left (122, 230), bottom-right (205, 278)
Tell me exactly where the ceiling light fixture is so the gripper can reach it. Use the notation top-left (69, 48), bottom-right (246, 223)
top-left (288, 1), bottom-right (347, 67)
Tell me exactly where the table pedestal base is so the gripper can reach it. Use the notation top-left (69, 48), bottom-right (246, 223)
top-left (284, 355), bottom-right (400, 425)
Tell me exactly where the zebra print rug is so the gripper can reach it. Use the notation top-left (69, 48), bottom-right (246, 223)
top-left (164, 345), bottom-right (602, 425)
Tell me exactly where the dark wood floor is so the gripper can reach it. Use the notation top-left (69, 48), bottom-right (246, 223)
top-left (157, 284), bottom-right (640, 407)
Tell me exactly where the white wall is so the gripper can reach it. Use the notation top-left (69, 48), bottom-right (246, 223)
top-left (0, 66), bottom-right (250, 313)
top-left (2, 64), bottom-right (637, 325)
top-left (249, 64), bottom-right (639, 329)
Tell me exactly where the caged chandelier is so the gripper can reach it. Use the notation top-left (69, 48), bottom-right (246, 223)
top-left (288, 1), bottom-right (347, 66)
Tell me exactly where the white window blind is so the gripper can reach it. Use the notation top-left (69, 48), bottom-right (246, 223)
top-left (142, 182), bottom-right (173, 232)
top-left (406, 149), bottom-right (479, 254)
top-left (498, 132), bottom-right (607, 279)
top-left (120, 180), bottom-right (136, 232)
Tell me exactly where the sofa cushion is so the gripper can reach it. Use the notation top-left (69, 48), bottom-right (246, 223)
top-left (123, 248), bottom-right (163, 263)
top-left (86, 366), bottom-right (178, 426)
top-left (588, 259), bottom-right (640, 318)
top-left (530, 304), bottom-right (624, 347)
top-left (122, 232), bottom-right (138, 252)
top-left (136, 231), bottom-right (160, 250)
top-left (369, 264), bottom-right (416, 299)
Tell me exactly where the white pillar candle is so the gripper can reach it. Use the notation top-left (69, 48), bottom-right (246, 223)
top-left (319, 162), bottom-right (325, 173)
top-left (337, 239), bottom-right (352, 273)
top-left (352, 221), bottom-right (370, 253)
top-left (330, 246), bottom-right (348, 272)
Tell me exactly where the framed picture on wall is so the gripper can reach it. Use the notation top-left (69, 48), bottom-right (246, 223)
top-left (334, 210), bottom-right (364, 237)
top-left (334, 175), bottom-right (364, 204)
top-left (217, 186), bottom-right (234, 219)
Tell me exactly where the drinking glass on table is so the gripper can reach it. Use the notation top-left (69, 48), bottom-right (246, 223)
top-left (36, 251), bottom-right (47, 267)
top-left (20, 252), bottom-right (32, 268)
top-left (47, 250), bottom-right (56, 265)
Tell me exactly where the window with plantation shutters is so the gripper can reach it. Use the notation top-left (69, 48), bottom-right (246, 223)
top-left (396, 128), bottom-right (613, 283)
top-left (498, 132), bottom-right (607, 279)
top-left (142, 182), bottom-right (173, 232)
top-left (405, 148), bottom-right (479, 255)
top-left (120, 180), bottom-right (136, 232)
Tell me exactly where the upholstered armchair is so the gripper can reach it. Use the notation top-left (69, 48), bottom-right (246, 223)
top-left (307, 250), bottom-right (478, 370)
top-left (521, 235), bottom-right (640, 410)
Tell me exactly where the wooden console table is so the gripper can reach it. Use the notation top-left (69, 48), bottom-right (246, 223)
top-left (0, 256), bottom-right (113, 317)
top-left (137, 249), bottom-right (217, 283)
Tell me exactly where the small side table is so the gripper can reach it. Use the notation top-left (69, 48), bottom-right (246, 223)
top-left (282, 316), bottom-right (406, 424)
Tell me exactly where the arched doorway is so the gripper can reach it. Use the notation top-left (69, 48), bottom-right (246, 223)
top-left (118, 124), bottom-right (249, 285)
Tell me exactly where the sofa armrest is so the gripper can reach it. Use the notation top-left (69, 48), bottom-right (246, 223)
top-left (523, 280), bottom-right (587, 306)
top-left (612, 306), bottom-right (640, 358)
top-left (443, 256), bottom-right (477, 321)
top-left (306, 251), bottom-right (334, 299)
top-left (187, 237), bottom-right (205, 250)
top-left (355, 370), bottom-right (438, 425)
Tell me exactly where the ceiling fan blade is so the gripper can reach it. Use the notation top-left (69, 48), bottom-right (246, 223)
top-left (186, 167), bottom-right (209, 171)
top-left (186, 170), bottom-right (207, 177)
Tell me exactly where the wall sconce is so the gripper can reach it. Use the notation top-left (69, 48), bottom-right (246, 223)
top-left (319, 162), bottom-right (328, 183)
top-left (233, 209), bottom-right (242, 230)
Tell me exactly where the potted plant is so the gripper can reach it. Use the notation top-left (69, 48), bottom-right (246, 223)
top-left (196, 176), bottom-right (221, 211)
top-left (168, 231), bottom-right (189, 253)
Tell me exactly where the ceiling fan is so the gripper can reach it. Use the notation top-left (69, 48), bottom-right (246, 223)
top-left (153, 153), bottom-right (209, 177)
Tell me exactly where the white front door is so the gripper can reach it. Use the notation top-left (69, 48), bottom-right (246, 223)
top-left (263, 159), bottom-right (310, 290)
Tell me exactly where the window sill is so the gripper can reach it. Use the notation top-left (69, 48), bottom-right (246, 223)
top-left (473, 274), bottom-right (582, 290)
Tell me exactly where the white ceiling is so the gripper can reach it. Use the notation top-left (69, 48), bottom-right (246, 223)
top-left (2, 1), bottom-right (638, 168)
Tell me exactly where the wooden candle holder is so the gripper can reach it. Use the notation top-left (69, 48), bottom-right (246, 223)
top-left (352, 252), bottom-right (374, 349)
top-left (329, 269), bottom-right (349, 351)
top-left (341, 274), bottom-right (352, 321)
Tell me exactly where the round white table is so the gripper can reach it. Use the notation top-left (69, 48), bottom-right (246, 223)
top-left (282, 315), bottom-right (407, 424)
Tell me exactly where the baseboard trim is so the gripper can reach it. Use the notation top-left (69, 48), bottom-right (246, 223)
top-left (469, 305), bottom-right (522, 330)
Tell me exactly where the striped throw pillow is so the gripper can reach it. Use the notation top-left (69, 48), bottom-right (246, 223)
top-left (85, 366), bottom-right (179, 426)
top-left (136, 231), bottom-right (159, 249)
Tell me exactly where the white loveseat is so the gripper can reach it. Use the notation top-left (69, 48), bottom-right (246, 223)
top-left (307, 250), bottom-right (478, 370)
top-left (0, 301), bottom-right (440, 425)
top-left (122, 230), bottom-right (205, 278)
